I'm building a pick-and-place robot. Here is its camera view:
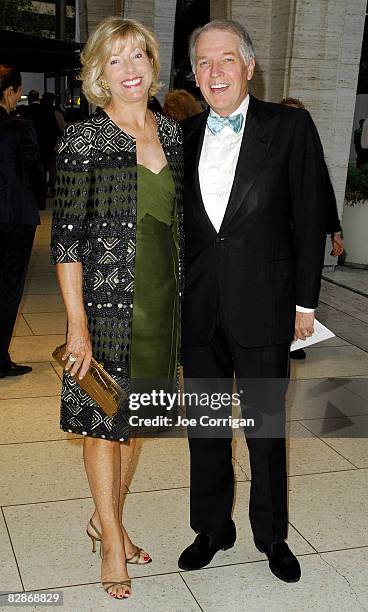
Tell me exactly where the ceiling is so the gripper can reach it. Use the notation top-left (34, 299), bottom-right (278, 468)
top-left (0, 30), bottom-right (81, 73)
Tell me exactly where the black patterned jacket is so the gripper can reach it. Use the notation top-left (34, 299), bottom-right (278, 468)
top-left (51, 109), bottom-right (184, 390)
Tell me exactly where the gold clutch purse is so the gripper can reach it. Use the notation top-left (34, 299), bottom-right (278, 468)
top-left (52, 343), bottom-right (125, 418)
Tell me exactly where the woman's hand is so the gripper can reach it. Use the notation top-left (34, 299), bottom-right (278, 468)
top-left (62, 322), bottom-right (92, 380)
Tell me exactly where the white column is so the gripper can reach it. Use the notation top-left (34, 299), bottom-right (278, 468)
top-left (123, 0), bottom-right (177, 102)
top-left (79, 0), bottom-right (123, 40)
top-left (286, 0), bottom-right (365, 264)
top-left (210, 0), bottom-right (231, 19)
top-left (232, 0), bottom-right (272, 100)
top-left (153, 0), bottom-right (177, 101)
top-left (123, 0), bottom-right (154, 27)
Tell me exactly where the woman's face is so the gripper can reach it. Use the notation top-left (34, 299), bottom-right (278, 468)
top-left (102, 37), bottom-right (153, 105)
top-left (2, 84), bottom-right (22, 112)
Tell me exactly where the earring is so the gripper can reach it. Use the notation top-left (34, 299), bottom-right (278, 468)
top-left (99, 79), bottom-right (110, 90)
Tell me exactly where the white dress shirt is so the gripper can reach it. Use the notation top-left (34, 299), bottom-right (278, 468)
top-left (199, 95), bottom-right (249, 233)
top-left (198, 94), bottom-right (313, 314)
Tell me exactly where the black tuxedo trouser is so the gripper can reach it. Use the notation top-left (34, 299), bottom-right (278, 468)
top-left (183, 312), bottom-right (290, 546)
top-left (0, 223), bottom-right (36, 366)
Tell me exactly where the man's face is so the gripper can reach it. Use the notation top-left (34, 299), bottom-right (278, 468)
top-left (194, 29), bottom-right (255, 117)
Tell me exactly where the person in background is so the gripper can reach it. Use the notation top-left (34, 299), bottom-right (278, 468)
top-left (51, 17), bottom-right (183, 600)
top-left (147, 95), bottom-right (163, 113)
top-left (354, 118), bottom-right (368, 167)
top-left (361, 115), bottom-right (368, 151)
top-left (354, 119), bottom-right (368, 168)
top-left (27, 89), bottom-right (41, 110)
top-left (12, 104), bottom-right (28, 119)
top-left (25, 89), bottom-right (59, 200)
top-left (281, 97), bottom-right (344, 360)
top-left (163, 89), bottom-right (202, 121)
top-left (41, 92), bottom-right (65, 197)
top-left (42, 92), bottom-right (66, 135)
top-left (0, 65), bottom-right (44, 378)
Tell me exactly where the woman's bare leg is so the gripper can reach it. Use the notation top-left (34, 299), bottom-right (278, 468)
top-left (83, 437), bottom-right (130, 599)
top-left (88, 437), bottom-right (150, 561)
top-left (117, 438), bottom-right (150, 560)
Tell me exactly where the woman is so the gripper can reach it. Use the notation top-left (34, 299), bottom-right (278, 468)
top-left (51, 17), bottom-right (183, 600)
top-left (163, 88), bottom-right (202, 121)
top-left (0, 65), bottom-right (44, 378)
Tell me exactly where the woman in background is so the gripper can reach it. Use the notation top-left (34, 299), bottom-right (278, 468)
top-left (163, 88), bottom-right (202, 121)
top-left (51, 17), bottom-right (183, 600)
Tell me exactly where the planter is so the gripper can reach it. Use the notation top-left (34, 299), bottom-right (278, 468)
top-left (342, 199), bottom-right (368, 268)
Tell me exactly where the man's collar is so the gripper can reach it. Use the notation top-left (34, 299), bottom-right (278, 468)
top-left (209, 94), bottom-right (250, 118)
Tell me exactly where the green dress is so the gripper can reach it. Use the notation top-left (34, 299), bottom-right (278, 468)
top-left (130, 164), bottom-right (179, 382)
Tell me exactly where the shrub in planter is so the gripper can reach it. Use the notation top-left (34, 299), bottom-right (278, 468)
top-left (345, 163), bottom-right (368, 204)
top-left (343, 163), bottom-right (368, 267)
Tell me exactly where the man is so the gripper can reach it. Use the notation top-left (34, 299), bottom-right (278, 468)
top-left (178, 20), bottom-right (329, 583)
top-left (0, 68), bottom-right (44, 378)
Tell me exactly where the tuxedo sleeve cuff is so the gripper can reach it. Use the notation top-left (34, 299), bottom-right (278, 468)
top-left (296, 305), bottom-right (315, 313)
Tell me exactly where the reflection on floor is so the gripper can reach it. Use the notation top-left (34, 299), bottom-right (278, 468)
top-left (1, 207), bottom-right (368, 611)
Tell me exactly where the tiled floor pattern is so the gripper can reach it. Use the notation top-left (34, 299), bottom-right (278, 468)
top-left (1, 209), bottom-right (368, 611)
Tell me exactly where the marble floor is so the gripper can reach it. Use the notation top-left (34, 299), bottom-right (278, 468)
top-left (1, 209), bottom-right (368, 611)
top-left (323, 266), bottom-right (368, 297)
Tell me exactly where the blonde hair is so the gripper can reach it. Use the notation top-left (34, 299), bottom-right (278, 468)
top-left (80, 16), bottom-right (161, 107)
top-left (163, 89), bottom-right (202, 121)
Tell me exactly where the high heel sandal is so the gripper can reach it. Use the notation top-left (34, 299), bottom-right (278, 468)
top-left (103, 580), bottom-right (132, 599)
top-left (100, 539), bottom-right (132, 599)
top-left (86, 518), bottom-right (102, 556)
top-left (126, 546), bottom-right (152, 565)
top-left (86, 518), bottom-right (152, 564)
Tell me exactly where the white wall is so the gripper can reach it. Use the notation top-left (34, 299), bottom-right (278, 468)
top-left (20, 72), bottom-right (55, 97)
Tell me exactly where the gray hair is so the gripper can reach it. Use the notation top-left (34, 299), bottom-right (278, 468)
top-left (189, 19), bottom-right (255, 72)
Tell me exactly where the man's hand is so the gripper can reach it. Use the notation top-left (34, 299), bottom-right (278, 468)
top-left (294, 311), bottom-right (315, 341)
top-left (330, 232), bottom-right (344, 257)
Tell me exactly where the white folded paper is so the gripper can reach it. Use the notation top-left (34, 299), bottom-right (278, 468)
top-left (290, 319), bottom-right (335, 351)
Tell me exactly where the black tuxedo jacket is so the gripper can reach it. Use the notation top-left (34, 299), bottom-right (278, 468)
top-left (182, 95), bottom-right (329, 347)
top-left (0, 107), bottom-right (43, 224)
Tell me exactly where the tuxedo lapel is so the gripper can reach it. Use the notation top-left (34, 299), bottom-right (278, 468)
top-left (220, 96), bottom-right (280, 231)
top-left (184, 109), bottom-right (216, 233)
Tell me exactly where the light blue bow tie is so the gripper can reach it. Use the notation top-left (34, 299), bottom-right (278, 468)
top-left (207, 113), bottom-right (244, 135)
